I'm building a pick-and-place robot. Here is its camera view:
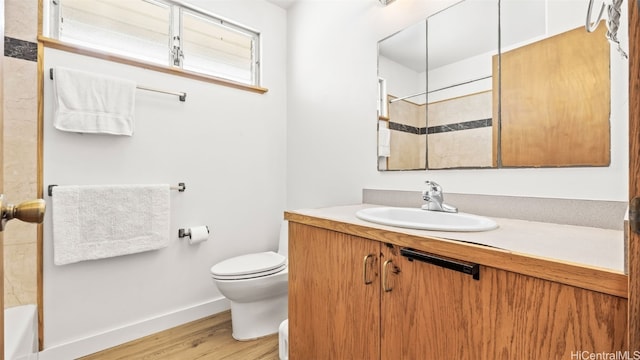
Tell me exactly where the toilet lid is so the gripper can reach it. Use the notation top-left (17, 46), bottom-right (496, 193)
top-left (210, 251), bottom-right (286, 279)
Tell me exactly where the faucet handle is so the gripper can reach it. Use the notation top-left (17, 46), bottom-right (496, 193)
top-left (425, 180), bottom-right (442, 193)
top-left (422, 181), bottom-right (457, 213)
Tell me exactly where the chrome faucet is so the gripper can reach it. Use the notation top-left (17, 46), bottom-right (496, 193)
top-left (421, 181), bottom-right (458, 213)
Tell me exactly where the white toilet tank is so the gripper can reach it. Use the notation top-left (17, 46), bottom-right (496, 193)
top-left (278, 220), bottom-right (288, 257)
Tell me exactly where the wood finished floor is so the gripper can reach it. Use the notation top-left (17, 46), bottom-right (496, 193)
top-left (80, 311), bottom-right (280, 360)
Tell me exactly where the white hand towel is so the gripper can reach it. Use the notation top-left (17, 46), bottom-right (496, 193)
top-left (53, 67), bottom-right (136, 136)
top-left (378, 126), bottom-right (391, 157)
top-left (52, 184), bottom-right (170, 265)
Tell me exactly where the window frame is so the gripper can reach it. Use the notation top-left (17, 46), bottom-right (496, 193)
top-left (48, 0), bottom-right (262, 89)
top-left (179, 6), bottom-right (261, 85)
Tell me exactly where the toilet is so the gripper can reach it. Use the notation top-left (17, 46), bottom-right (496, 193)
top-left (210, 220), bottom-right (289, 341)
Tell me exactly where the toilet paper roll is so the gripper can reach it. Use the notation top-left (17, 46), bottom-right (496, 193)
top-left (188, 226), bottom-right (209, 245)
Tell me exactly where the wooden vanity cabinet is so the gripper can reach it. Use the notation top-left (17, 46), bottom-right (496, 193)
top-left (288, 222), bottom-right (628, 360)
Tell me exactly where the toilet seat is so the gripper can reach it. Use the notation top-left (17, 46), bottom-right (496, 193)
top-left (210, 251), bottom-right (286, 280)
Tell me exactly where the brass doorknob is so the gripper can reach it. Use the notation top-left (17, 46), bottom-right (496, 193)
top-left (0, 195), bottom-right (46, 231)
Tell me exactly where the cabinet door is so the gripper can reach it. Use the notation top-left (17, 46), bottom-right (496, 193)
top-left (482, 267), bottom-right (627, 359)
top-left (381, 245), bottom-right (484, 359)
top-left (288, 223), bottom-right (381, 359)
top-left (381, 246), bottom-right (628, 359)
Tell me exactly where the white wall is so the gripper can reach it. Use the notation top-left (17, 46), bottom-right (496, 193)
top-left (286, 0), bottom-right (628, 211)
top-left (428, 52), bottom-right (493, 102)
top-left (41, 1), bottom-right (287, 357)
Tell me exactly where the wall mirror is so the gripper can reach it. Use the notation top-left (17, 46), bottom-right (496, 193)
top-left (425, 0), bottom-right (498, 169)
top-left (377, 0), bottom-right (612, 171)
top-left (377, 20), bottom-right (427, 171)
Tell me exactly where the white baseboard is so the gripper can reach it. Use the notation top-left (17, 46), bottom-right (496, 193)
top-left (38, 297), bottom-right (230, 360)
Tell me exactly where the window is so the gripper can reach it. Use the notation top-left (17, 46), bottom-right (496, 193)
top-left (182, 10), bottom-right (257, 85)
top-left (51, 0), bottom-right (261, 87)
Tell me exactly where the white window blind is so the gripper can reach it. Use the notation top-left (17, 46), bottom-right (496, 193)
top-left (59, 0), bottom-right (171, 66)
top-left (182, 10), bottom-right (256, 84)
top-left (53, 0), bottom-right (261, 86)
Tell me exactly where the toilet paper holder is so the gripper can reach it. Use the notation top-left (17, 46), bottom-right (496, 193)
top-left (178, 226), bottom-right (209, 239)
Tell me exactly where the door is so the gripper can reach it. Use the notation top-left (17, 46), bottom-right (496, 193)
top-left (288, 223), bottom-right (381, 359)
top-left (630, 0), bottom-right (640, 352)
top-left (0, 3), bottom-right (45, 356)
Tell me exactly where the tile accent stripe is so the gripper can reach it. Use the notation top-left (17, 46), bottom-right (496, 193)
top-left (388, 122), bottom-right (425, 135)
top-left (4, 37), bottom-right (37, 62)
top-left (428, 118), bottom-right (492, 134)
top-left (389, 118), bottom-right (492, 135)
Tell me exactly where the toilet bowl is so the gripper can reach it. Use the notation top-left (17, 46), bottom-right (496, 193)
top-left (210, 221), bottom-right (289, 341)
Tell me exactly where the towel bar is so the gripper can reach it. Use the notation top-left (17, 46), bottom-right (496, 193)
top-left (49, 68), bottom-right (187, 102)
top-left (47, 182), bottom-right (186, 196)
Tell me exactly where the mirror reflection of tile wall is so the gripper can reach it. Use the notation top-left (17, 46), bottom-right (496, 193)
top-left (427, 91), bottom-right (493, 169)
top-left (387, 95), bottom-right (426, 170)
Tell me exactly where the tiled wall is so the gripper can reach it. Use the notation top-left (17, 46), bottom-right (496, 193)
top-left (427, 91), bottom-right (493, 169)
top-left (4, 0), bottom-right (39, 307)
top-left (384, 91), bottom-right (493, 170)
top-left (387, 96), bottom-right (426, 170)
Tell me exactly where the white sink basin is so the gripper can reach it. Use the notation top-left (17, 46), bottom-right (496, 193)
top-left (355, 207), bottom-right (498, 232)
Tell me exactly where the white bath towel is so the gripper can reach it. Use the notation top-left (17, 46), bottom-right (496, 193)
top-left (378, 125), bottom-right (391, 157)
top-left (53, 67), bottom-right (136, 136)
top-left (52, 184), bottom-right (170, 265)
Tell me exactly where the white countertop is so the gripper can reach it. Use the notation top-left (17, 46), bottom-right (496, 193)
top-left (288, 204), bottom-right (626, 273)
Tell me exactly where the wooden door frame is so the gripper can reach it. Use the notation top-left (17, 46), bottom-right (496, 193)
top-left (36, 0), bottom-right (45, 350)
top-left (0, 0), bottom-right (5, 357)
top-left (629, 0), bottom-right (640, 352)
